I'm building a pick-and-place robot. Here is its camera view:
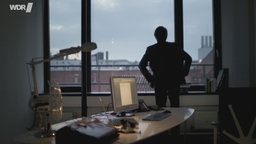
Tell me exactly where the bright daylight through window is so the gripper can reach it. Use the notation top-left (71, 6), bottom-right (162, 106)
top-left (49, 0), bottom-right (214, 94)
top-left (49, 0), bottom-right (81, 87)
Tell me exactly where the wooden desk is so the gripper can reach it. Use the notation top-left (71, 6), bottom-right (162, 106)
top-left (15, 107), bottom-right (194, 144)
top-left (114, 107), bottom-right (194, 144)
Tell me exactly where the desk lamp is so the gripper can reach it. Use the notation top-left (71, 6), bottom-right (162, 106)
top-left (27, 42), bottom-right (97, 137)
top-left (28, 42), bottom-right (97, 99)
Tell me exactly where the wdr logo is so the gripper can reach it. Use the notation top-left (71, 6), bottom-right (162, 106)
top-left (9, 2), bottom-right (33, 13)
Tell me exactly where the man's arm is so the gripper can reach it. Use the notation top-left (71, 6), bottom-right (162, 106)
top-left (139, 53), bottom-right (153, 84)
top-left (183, 51), bottom-right (192, 76)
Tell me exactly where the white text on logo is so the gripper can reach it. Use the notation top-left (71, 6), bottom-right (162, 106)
top-left (9, 2), bottom-right (33, 13)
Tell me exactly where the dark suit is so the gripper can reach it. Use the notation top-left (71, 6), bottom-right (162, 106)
top-left (139, 42), bottom-right (192, 107)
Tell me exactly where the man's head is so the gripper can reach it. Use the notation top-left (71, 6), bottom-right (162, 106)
top-left (154, 26), bottom-right (168, 43)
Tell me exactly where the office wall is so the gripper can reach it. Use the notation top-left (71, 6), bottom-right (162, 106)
top-left (0, 0), bottom-right (44, 144)
top-left (221, 0), bottom-right (256, 87)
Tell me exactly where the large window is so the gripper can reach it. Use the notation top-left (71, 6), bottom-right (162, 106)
top-left (183, 0), bottom-right (214, 85)
top-left (49, 0), bottom-right (81, 88)
top-left (91, 0), bottom-right (175, 93)
top-left (48, 0), bottom-right (217, 94)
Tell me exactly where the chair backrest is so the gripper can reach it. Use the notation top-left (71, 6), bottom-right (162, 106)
top-left (218, 87), bottom-right (256, 144)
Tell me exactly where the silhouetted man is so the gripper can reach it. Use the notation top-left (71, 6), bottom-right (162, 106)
top-left (139, 26), bottom-right (192, 107)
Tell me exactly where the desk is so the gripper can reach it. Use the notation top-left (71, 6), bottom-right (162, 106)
top-left (14, 107), bottom-right (194, 144)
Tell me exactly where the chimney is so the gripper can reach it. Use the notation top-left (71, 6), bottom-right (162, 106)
top-left (209, 36), bottom-right (212, 48)
top-left (106, 51), bottom-right (109, 60)
top-left (205, 36), bottom-right (208, 48)
top-left (201, 36), bottom-right (205, 48)
top-left (201, 36), bottom-right (204, 48)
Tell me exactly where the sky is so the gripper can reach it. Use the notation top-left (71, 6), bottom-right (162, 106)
top-left (50, 0), bottom-right (213, 62)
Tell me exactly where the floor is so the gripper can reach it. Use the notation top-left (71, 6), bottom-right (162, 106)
top-left (182, 133), bottom-right (213, 144)
top-left (133, 132), bottom-right (214, 144)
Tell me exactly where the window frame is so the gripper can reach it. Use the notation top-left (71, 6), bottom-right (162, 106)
top-left (86, 0), bottom-right (183, 95)
top-left (44, 0), bottom-right (222, 96)
top-left (86, 0), bottom-right (183, 96)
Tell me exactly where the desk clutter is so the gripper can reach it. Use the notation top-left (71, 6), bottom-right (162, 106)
top-left (55, 119), bottom-right (119, 144)
top-left (108, 117), bottom-right (139, 133)
top-left (55, 113), bottom-right (140, 144)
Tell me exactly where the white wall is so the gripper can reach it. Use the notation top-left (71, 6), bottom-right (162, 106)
top-left (252, 0), bottom-right (256, 86)
top-left (221, 0), bottom-right (256, 87)
top-left (0, 1), bottom-right (44, 143)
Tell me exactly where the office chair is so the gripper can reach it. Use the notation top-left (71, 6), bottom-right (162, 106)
top-left (213, 87), bottom-right (256, 144)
